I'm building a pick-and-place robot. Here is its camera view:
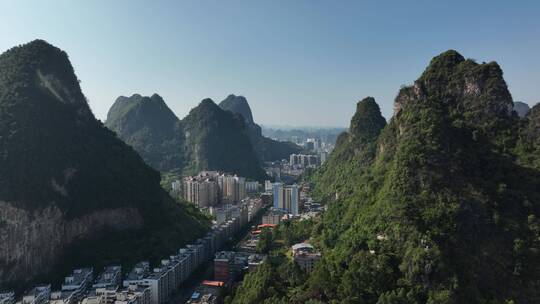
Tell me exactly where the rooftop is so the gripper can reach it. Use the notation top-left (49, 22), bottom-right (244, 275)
top-left (62, 268), bottom-right (93, 290)
top-left (124, 262), bottom-right (149, 281)
top-left (201, 280), bottom-right (224, 287)
top-left (292, 243), bottom-right (314, 252)
top-left (93, 266), bottom-right (121, 288)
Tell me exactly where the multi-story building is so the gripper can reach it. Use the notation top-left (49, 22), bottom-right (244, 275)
top-left (80, 292), bottom-right (104, 304)
top-left (264, 180), bottom-right (273, 192)
top-left (178, 172), bottom-right (250, 206)
top-left (123, 262), bottom-right (150, 287)
top-left (213, 251), bottom-right (234, 283)
top-left (22, 285), bottom-right (51, 304)
top-left (178, 248), bottom-right (195, 277)
top-left (142, 268), bottom-right (169, 304)
top-left (171, 180), bottom-right (182, 194)
top-left (262, 210), bottom-right (283, 225)
top-left (246, 198), bottom-right (262, 222)
top-left (245, 181), bottom-right (260, 193)
top-left (93, 266), bottom-right (122, 289)
top-left (273, 183), bottom-right (300, 215)
top-left (183, 177), bottom-right (219, 208)
top-left (284, 184), bottom-right (300, 216)
top-left (50, 291), bottom-right (76, 304)
top-left (213, 251), bottom-right (249, 283)
top-left (218, 175), bottom-right (246, 203)
top-left (247, 254), bottom-right (266, 271)
top-left (177, 250), bottom-right (192, 284)
top-left (292, 243), bottom-right (321, 273)
top-left (272, 183), bottom-right (284, 209)
top-left (0, 292), bottom-right (15, 304)
top-left (114, 284), bottom-right (151, 304)
top-left (158, 260), bottom-right (176, 299)
top-left (61, 268), bottom-right (94, 302)
top-left (319, 151), bottom-right (328, 164)
top-left (289, 154), bottom-right (320, 167)
top-left (168, 255), bottom-right (184, 290)
top-left (91, 288), bottom-right (119, 304)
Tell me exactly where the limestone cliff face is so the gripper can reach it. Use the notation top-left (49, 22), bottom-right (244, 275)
top-left (106, 95), bottom-right (267, 180)
top-left (0, 40), bottom-right (208, 286)
top-left (394, 50), bottom-right (514, 140)
top-left (0, 203), bottom-right (142, 283)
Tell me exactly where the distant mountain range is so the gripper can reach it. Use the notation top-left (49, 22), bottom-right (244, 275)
top-left (219, 94), bottom-right (302, 161)
top-left (105, 94), bottom-right (269, 180)
top-left (261, 125), bottom-right (347, 145)
top-left (0, 40), bottom-right (209, 287)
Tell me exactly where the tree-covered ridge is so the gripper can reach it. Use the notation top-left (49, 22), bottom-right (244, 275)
top-left (105, 94), bottom-right (267, 180)
top-left (218, 94), bottom-right (302, 162)
top-left (349, 97), bottom-right (387, 142)
top-left (516, 103), bottom-right (540, 169)
top-left (230, 50), bottom-right (540, 303)
top-left (0, 40), bottom-right (209, 285)
top-left (310, 97), bottom-right (386, 203)
top-left (105, 93), bottom-right (184, 172)
top-left (180, 98), bottom-right (267, 179)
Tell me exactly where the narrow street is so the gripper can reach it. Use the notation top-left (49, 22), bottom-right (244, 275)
top-left (170, 206), bottom-right (268, 303)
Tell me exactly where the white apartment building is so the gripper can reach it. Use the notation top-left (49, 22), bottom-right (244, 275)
top-left (183, 177), bottom-right (219, 207)
top-left (0, 292), bottom-right (14, 304)
top-left (22, 285), bottom-right (51, 304)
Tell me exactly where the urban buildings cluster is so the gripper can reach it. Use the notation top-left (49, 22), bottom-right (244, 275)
top-left (208, 197), bottom-right (263, 225)
top-left (186, 226), bottom-right (268, 303)
top-left (172, 171), bottom-right (260, 208)
top-left (213, 251), bottom-right (265, 284)
top-left (185, 178), bottom-right (324, 304)
top-left (0, 292), bottom-right (14, 304)
top-left (261, 209), bottom-right (284, 225)
top-left (9, 199), bottom-right (258, 304)
top-left (289, 154), bottom-right (320, 168)
top-left (264, 152), bottom-right (326, 183)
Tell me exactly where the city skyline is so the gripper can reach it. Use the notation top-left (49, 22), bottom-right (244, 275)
top-left (1, 1), bottom-right (539, 127)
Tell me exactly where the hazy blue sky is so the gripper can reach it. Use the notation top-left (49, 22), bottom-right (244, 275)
top-left (1, 1), bottom-right (539, 127)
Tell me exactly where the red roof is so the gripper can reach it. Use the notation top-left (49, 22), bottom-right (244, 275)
top-left (202, 280), bottom-right (224, 287)
top-left (258, 224), bottom-right (276, 229)
top-left (252, 230), bottom-right (262, 234)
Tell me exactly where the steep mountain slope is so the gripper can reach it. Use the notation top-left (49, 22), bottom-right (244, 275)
top-left (516, 103), bottom-right (540, 169)
top-left (311, 97), bottom-right (386, 202)
top-left (219, 94), bottom-right (302, 161)
top-left (180, 99), bottom-right (267, 179)
top-left (226, 50), bottom-right (540, 303)
top-left (308, 50), bottom-right (540, 303)
top-left (0, 40), bottom-right (209, 286)
top-left (105, 94), bottom-right (183, 171)
top-left (105, 94), bottom-right (267, 180)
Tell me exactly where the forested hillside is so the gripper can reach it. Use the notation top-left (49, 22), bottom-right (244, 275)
top-left (0, 40), bottom-right (209, 287)
top-left (228, 50), bottom-right (540, 304)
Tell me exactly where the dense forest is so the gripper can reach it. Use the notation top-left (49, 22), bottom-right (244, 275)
top-left (226, 50), bottom-right (540, 303)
